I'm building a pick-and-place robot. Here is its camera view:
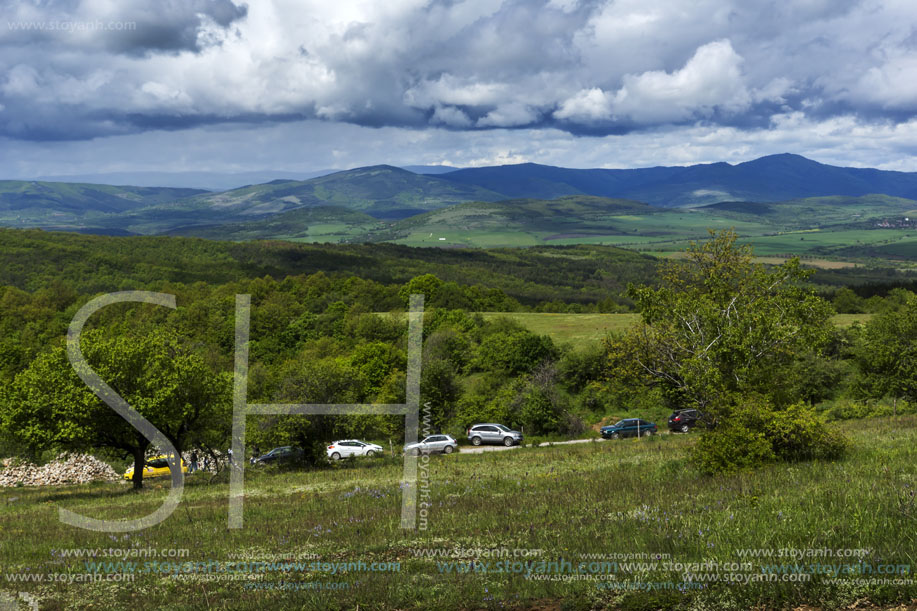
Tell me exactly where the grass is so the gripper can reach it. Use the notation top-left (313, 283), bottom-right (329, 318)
top-left (480, 313), bottom-right (874, 346)
top-left (480, 313), bottom-right (639, 344)
top-left (1, 417), bottom-right (915, 609)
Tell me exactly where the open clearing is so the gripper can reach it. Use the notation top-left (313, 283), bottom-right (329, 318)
top-left (482, 313), bottom-right (874, 345)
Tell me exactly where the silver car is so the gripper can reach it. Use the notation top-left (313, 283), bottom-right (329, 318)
top-left (467, 423), bottom-right (523, 447)
top-left (403, 435), bottom-right (457, 455)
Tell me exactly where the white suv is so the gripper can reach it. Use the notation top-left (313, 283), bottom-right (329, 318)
top-left (326, 440), bottom-right (384, 460)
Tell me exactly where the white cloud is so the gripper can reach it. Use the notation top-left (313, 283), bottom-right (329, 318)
top-left (852, 53), bottom-right (917, 110)
top-left (609, 40), bottom-right (751, 123)
top-left (476, 103), bottom-right (540, 127)
top-left (554, 88), bottom-right (613, 122)
top-left (404, 75), bottom-right (510, 109)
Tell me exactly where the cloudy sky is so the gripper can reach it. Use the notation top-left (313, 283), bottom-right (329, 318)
top-left (2, 0), bottom-right (917, 179)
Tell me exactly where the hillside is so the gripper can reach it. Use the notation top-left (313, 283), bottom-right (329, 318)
top-left (360, 196), bottom-right (665, 246)
top-left (157, 165), bottom-right (505, 221)
top-left (699, 194), bottom-right (917, 228)
top-left (166, 205), bottom-right (381, 241)
top-left (0, 181), bottom-right (206, 228)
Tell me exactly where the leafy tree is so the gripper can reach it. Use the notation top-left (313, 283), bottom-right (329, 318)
top-left (399, 274), bottom-right (443, 307)
top-left (0, 329), bottom-right (230, 489)
top-left (473, 323), bottom-right (558, 377)
top-left (623, 230), bottom-right (834, 422)
top-left (832, 287), bottom-right (865, 314)
top-left (419, 358), bottom-right (461, 431)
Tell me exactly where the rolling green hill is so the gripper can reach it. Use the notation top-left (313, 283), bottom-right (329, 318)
top-left (151, 165), bottom-right (505, 222)
top-left (0, 181), bottom-right (206, 228)
top-left (166, 205), bottom-right (382, 241)
top-left (355, 195), bottom-right (774, 248)
top-left (698, 194), bottom-right (917, 229)
top-left (358, 196), bottom-right (653, 246)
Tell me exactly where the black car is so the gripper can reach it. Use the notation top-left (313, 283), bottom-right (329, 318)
top-left (253, 446), bottom-right (304, 465)
top-left (668, 409), bottom-right (702, 433)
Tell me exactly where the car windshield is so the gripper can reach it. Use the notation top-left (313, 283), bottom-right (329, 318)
top-left (147, 458), bottom-right (169, 468)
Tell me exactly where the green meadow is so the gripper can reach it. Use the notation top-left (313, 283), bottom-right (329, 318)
top-left (1, 416), bottom-right (914, 610)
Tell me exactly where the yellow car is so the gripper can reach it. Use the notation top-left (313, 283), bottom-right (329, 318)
top-left (123, 455), bottom-right (188, 480)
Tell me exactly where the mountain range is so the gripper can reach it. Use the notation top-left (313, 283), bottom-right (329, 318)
top-left (436, 154), bottom-right (917, 206)
top-left (3, 154), bottom-right (917, 259)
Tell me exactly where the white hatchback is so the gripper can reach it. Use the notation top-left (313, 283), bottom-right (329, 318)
top-left (326, 439), bottom-right (384, 460)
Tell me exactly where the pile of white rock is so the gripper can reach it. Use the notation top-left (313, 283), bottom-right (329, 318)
top-left (0, 453), bottom-right (119, 487)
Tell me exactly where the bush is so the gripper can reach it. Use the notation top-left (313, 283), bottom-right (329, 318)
top-left (692, 398), bottom-right (847, 474)
top-left (692, 422), bottom-right (775, 474)
top-left (819, 398), bottom-right (916, 421)
top-left (756, 402), bottom-right (848, 462)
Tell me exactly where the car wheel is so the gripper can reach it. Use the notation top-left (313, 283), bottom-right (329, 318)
top-left (680, 424), bottom-right (690, 433)
top-left (611, 432), bottom-right (620, 440)
top-left (443, 445), bottom-right (454, 454)
top-left (366, 450), bottom-right (376, 457)
top-left (331, 452), bottom-right (341, 460)
top-left (471, 436), bottom-right (482, 446)
top-left (503, 437), bottom-right (514, 447)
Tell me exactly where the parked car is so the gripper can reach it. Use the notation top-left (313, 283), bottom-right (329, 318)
top-left (254, 446), bottom-right (305, 465)
top-left (327, 440), bottom-right (384, 460)
top-left (466, 423), bottom-right (523, 447)
top-left (668, 409), bottom-right (703, 433)
top-left (403, 435), bottom-right (457, 455)
top-left (123, 455), bottom-right (187, 480)
top-left (600, 419), bottom-right (657, 439)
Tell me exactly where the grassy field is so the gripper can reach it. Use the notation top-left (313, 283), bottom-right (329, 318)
top-left (1, 417), bottom-right (914, 610)
top-left (481, 313), bottom-right (640, 344)
top-left (481, 313), bottom-right (874, 346)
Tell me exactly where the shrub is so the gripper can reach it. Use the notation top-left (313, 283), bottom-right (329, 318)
top-left (819, 398), bottom-right (916, 421)
top-left (757, 402), bottom-right (848, 462)
top-left (692, 398), bottom-right (847, 474)
top-left (692, 422), bottom-right (775, 474)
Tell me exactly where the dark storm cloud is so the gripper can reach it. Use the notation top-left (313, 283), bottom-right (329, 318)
top-left (0, 0), bottom-right (247, 54)
top-left (1, 0), bottom-right (916, 143)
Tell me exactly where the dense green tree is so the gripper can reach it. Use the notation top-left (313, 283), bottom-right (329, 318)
top-left (0, 329), bottom-right (230, 489)
top-left (853, 294), bottom-right (917, 406)
top-left (419, 358), bottom-right (461, 431)
top-left (832, 287), bottom-right (865, 314)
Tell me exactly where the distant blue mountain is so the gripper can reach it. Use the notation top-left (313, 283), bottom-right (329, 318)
top-left (437, 154), bottom-right (917, 207)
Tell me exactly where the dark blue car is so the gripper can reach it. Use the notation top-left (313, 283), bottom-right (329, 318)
top-left (601, 418), bottom-right (657, 439)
